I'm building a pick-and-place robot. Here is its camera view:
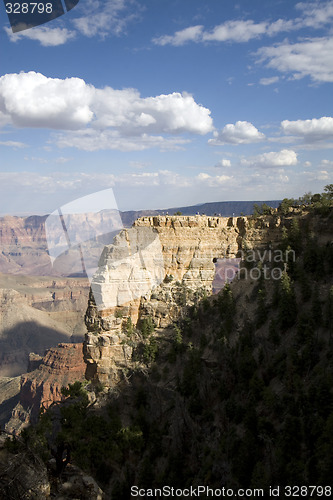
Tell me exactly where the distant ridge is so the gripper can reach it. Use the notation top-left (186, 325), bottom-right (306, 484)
top-left (119, 200), bottom-right (281, 226)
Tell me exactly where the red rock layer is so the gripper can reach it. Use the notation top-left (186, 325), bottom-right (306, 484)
top-left (19, 343), bottom-right (86, 420)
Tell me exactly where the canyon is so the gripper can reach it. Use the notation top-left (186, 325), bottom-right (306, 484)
top-left (1, 198), bottom-right (332, 497)
top-left (2, 212), bottom-right (283, 428)
top-left (0, 273), bottom-right (89, 376)
top-left (8, 206), bottom-right (326, 434)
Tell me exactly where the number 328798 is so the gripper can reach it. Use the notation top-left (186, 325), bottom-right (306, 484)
top-left (5, 3), bottom-right (53, 14)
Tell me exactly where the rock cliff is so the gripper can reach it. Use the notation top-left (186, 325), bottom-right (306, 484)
top-left (84, 214), bottom-right (282, 387)
top-left (6, 343), bottom-right (86, 434)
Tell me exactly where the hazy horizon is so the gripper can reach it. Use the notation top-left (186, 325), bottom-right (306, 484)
top-left (0, 197), bottom-right (284, 218)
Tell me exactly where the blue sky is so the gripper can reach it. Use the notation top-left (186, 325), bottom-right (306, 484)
top-left (0, 0), bottom-right (332, 215)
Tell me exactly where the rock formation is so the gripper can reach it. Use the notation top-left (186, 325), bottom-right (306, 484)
top-left (84, 214), bottom-right (283, 387)
top-left (6, 343), bottom-right (86, 434)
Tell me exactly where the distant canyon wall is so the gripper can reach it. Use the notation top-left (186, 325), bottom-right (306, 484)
top-left (0, 276), bottom-right (89, 376)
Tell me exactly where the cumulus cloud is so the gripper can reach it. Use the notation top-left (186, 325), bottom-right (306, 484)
top-left (4, 26), bottom-right (75, 46)
top-left (91, 88), bottom-right (213, 134)
top-left (242, 149), bottom-right (298, 168)
top-left (209, 121), bottom-right (265, 146)
top-left (0, 72), bottom-right (213, 151)
top-left (196, 172), bottom-right (233, 187)
top-left (281, 117), bottom-right (333, 142)
top-left (256, 37), bottom-right (333, 83)
top-left (0, 72), bottom-right (94, 130)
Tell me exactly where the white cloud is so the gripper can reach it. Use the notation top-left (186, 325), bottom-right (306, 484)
top-left (209, 121), bottom-right (265, 145)
top-left (115, 172), bottom-right (160, 187)
top-left (153, 18), bottom-right (297, 46)
top-left (91, 88), bottom-right (213, 134)
top-left (256, 37), bottom-right (333, 83)
top-left (296, 1), bottom-right (333, 29)
top-left (0, 72), bottom-right (94, 129)
top-left (0, 72), bottom-right (213, 151)
top-left (259, 76), bottom-right (279, 85)
top-left (154, 25), bottom-right (204, 46)
top-left (153, 1), bottom-right (333, 48)
top-left (4, 26), bottom-right (75, 46)
top-left (317, 170), bottom-right (330, 180)
top-left (0, 140), bottom-right (27, 148)
top-left (73, 0), bottom-right (136, 38)
top-left (242, 149), bottom-right (298, 168)
top-left (281, 117), bottom-right (333, 142)
top-left (196, 172), bottom-right (234, 187)
top-left (202, 20), bottom-right (268, 43)
top-left (0, 171), bottom-right (90, 191)
top-left (215, 159), bottom-right (232, 168)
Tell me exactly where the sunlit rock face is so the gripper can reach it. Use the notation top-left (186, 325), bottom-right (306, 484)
top-left (85, 216), bottom-right (245, 330)
top-left (90, 225), bottom-right (165, 312)
top-left (83, 214), bottom-right (284, 388)
top-left (84, 216), bottom-right (245, 386)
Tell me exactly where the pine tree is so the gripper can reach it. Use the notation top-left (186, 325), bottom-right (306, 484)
top-left (278, 271), bottom-right (297, 329)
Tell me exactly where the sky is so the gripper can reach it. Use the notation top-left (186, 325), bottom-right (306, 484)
top-left (0, 0), bottom-right (332, 215)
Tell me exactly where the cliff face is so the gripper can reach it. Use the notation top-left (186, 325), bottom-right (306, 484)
top-left (6, 343), bottom-right (86, 434)
top-left (84, 215), bottom-right (282, 387)
top-left (0, 215), bottom-right (50, 275)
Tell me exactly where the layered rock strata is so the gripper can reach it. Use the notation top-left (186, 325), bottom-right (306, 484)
top-left (0, 275), bottom-right (89, 376)
top-left (84, 215), bottom-right (282, 387)
top-left (6, 343), bottom-right (86, 434)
